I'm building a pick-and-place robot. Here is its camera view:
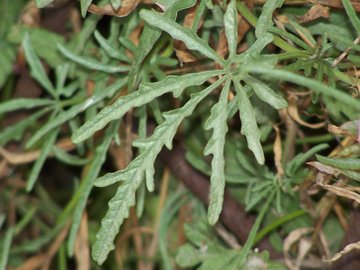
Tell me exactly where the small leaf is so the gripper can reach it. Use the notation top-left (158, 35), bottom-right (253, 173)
top-left (0, 98), bottom-right (54, 115)
top-left (0, 227), bottom-right (14, 270)
top-left (204, 80), bottom-right (230, 224)
top-left (140, 9), bottom-right (223, 64)
top-left (234, 80), bottom-right (264, 164)
top-left (73, 70), bottom-right (223, 143)
top-left (244, 76), bottom-right (287, 109)
top-left (316, 155), bottom-right (360, 171)
top-left (224, 0), bottom-right (238, 57)
top-left (23, 33), bottom-right (56, 97)
top-left (52, 146), bottom-right (89, 166)
top-left (94, 31), bottom-right (129, 62)
top-left (57, 43), bottom-right (130, 73)
top-left (342, 0), bottom-right (360, 35)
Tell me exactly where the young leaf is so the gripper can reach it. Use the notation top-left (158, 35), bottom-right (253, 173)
top-left (72, 70), bottom-right (224, 143)
top-left (244, 76), bottom-right (288, 109)
top-left (234, 80), bottom-right (265, 165)
top-left (224, 0), bottom-right (238, 57)
top-left (140, 9), bottom-right (223, 64)
top-left (204, 80), bottom-right (230, 225)
top-left (91, 78), bottom-right (227, 264)
top-left (23, 33), bottom-right (56, 97)
top-left (57, 43), bottom-right (130, 73)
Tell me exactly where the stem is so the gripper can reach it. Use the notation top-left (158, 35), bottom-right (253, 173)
top-left (253, 209), bottom-right (307, 246)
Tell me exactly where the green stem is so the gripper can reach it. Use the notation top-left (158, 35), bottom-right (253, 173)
top-left (253, 209), bottom-right (307, 246)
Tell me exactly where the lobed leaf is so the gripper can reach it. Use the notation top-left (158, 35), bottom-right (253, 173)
top-left (72, 70), bottom-right (223, 143)
top-left (140, 9), bottom-right (223, 64)
top-left (234, 80), bottom-right (265, 165)
top-left (204, 80), bottom-right (230, 225)
top-left (91, 78), bottom-right (227, 264)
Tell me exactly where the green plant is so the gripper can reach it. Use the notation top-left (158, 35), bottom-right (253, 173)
top-left (1, 0), bottom-right (360, 269)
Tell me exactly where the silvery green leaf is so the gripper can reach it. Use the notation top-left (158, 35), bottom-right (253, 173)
top-left (111, 0), bottom-right (122, 10)
top-left (234, 80), bottom-right (264, 164)
top-left (204, 80), bottom-right (230, 225)
top-left (92, 77), bottom-right (227, 265)
top-left (255, 0), bottom-right (284, 38)
top-left (72, 70), bottom-right (223, 143)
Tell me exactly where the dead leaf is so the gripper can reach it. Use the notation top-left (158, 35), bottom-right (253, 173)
top-left (284, 227), bottom-right (314, 270)
top-left (0, 137), bottom-right (75, 165)
top-left (273, 125), bottom-right (284, 177)
top-left (287, 96), bottom-right (325, 129)
top-left (174, 6), bottom-right (197, 64)
top-left (298, 4), bottom-right (329, 24)
top-left (75, 212), bottom-right (90, 270)
top-left (324, 241), bottom-right (360, 262)
top-left (88, 0), bottom-right (140, 17)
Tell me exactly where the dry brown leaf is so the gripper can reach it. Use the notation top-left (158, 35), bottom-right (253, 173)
top-left (324, 241), bottom-right (360, 262)
top-left (316, 174), bottom-right (360, 204)
top-left (0, 137), bottom-right (75, 165)
top-left (284, 227), bottom-right (313, 270)
top-left (174, 6), bottom-right (197, 64)
top-left (16, 254), bottom-right (48, 270)
top-left (75, 212), bottom-right (90, 270)
top-left (88, 0), bottom-right (140, 17)
top-left (287, 97), bottom-right (325, 129)
top-left (273, 125), bottom-right (284, 177)
top-left (298, 4), bottom-right (329, 24)
top-left (307, 161), bottom-right (340, 176)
